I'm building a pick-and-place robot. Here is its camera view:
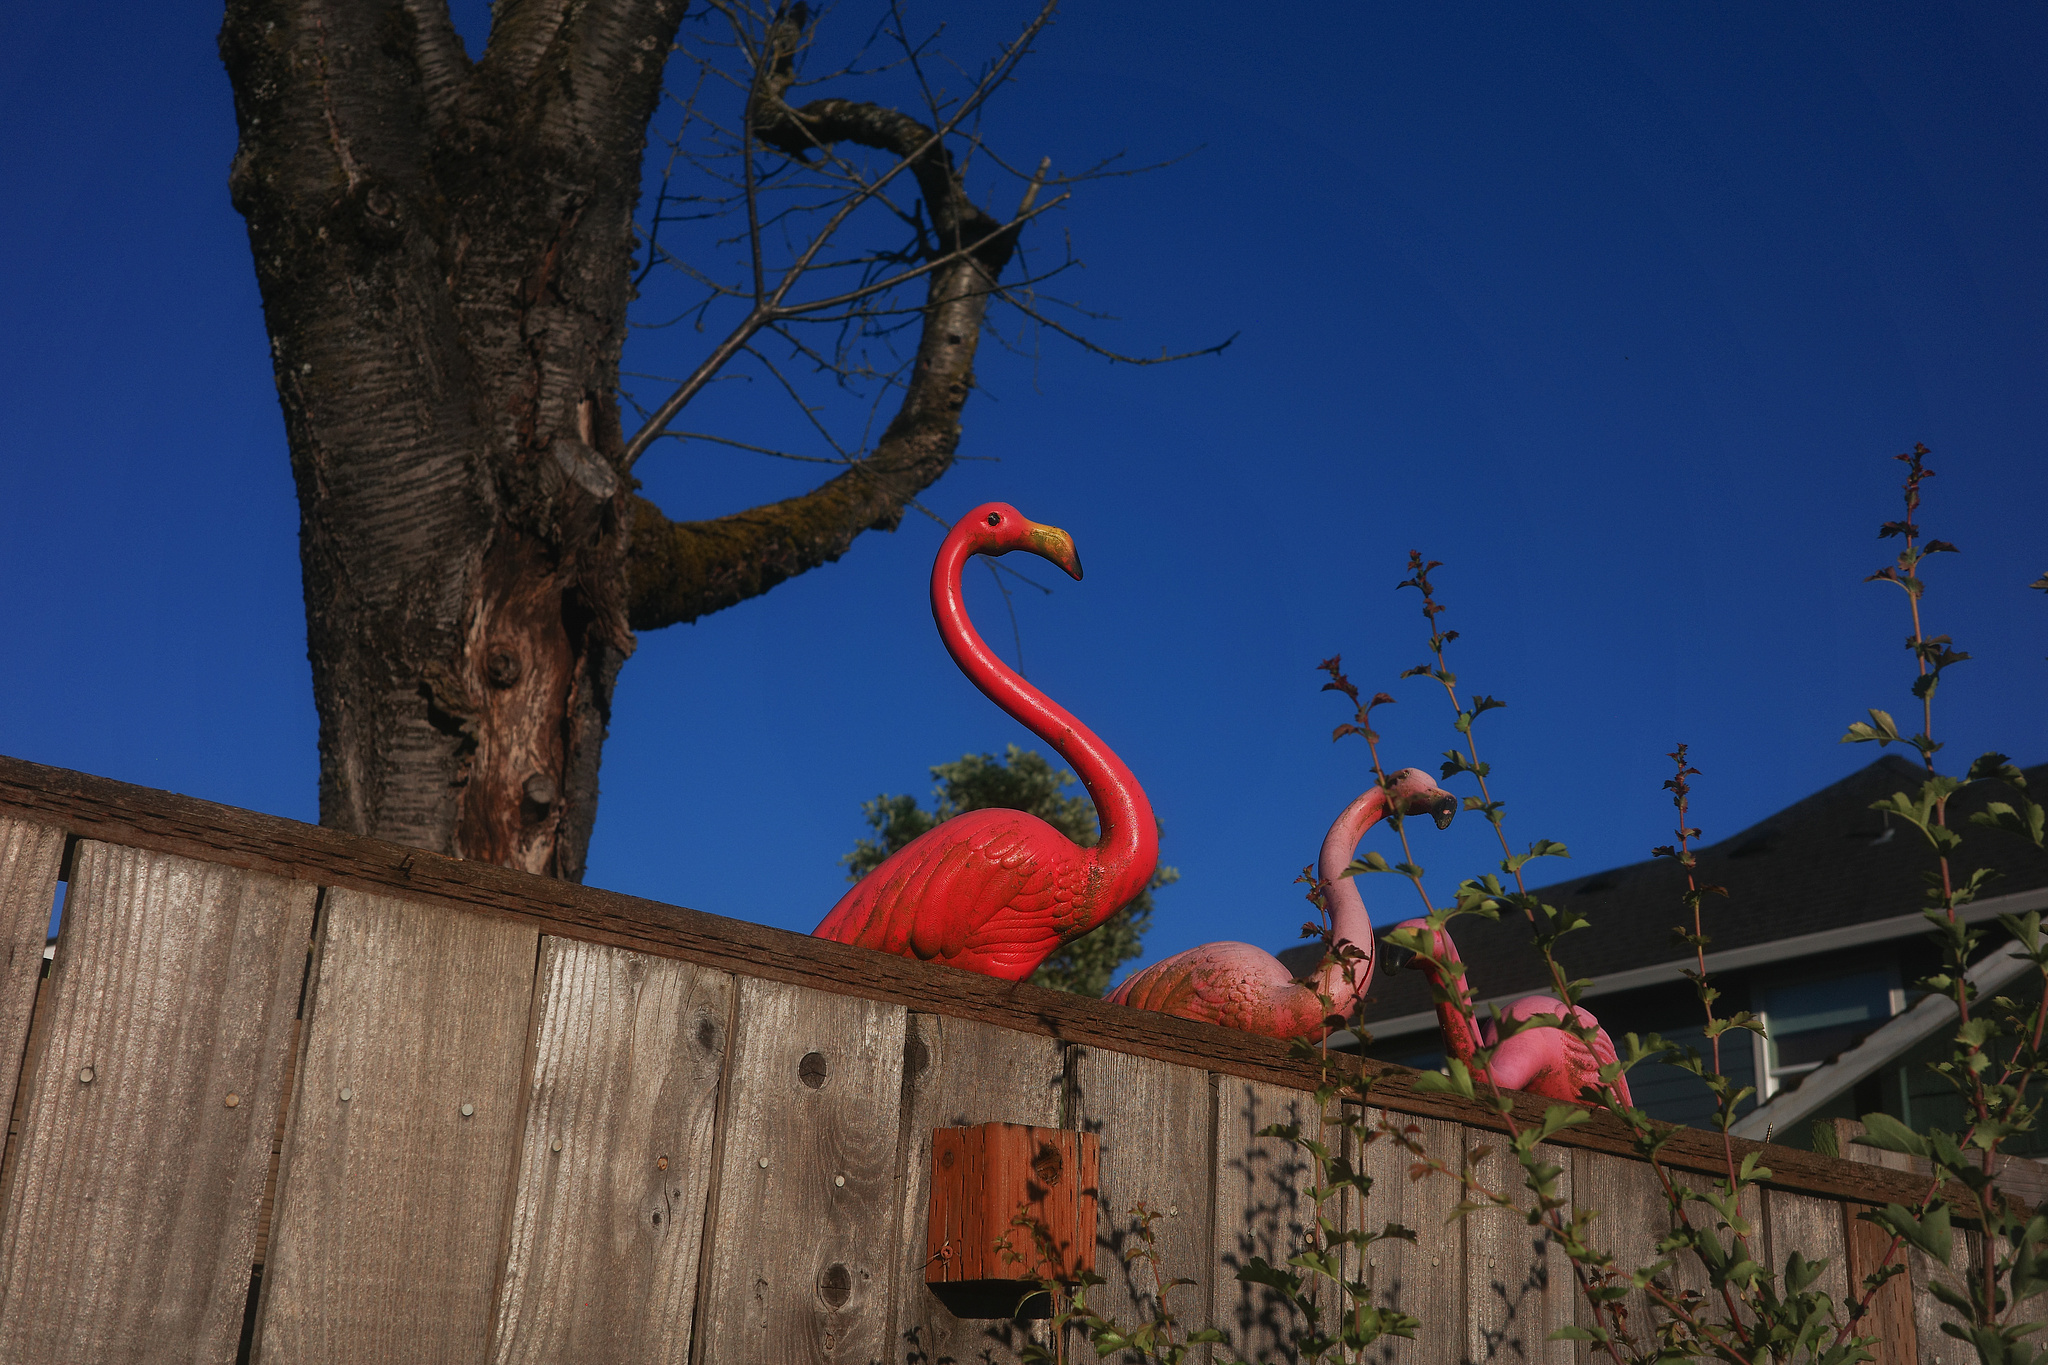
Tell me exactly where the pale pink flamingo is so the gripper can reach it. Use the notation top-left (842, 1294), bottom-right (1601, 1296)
top-left (1393, 918), bottom-right (1632, 1105)
top-left (1103, 769), bottom-right (1458, 1039)
top-left (812, 503), bottom-right (1158, 981)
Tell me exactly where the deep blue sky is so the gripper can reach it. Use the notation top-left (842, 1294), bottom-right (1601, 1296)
top-left (2, 4), bottom-right (2042, 976)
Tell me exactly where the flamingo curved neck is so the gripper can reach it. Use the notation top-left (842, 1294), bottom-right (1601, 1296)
top-left (930, 532), bottom-right (1155, 901)
top-left (1415, 926), bottom-right (1482, 1063)
top-left (1311, 788), bottom-right (1390, 1004)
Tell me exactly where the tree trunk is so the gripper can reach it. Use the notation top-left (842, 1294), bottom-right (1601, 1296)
top-left (220, 1), bottom-right (1018, 877)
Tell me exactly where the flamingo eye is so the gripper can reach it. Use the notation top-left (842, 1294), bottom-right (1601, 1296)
top-left (985, 512), bottom-right (1001, 526)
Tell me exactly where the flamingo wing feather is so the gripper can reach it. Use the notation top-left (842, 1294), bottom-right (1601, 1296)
top-left (816, 808), bottom-right (1085, 980)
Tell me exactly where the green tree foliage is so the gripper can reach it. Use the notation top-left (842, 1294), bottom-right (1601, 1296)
top-left (842, 745), bottom-right (1177, 996)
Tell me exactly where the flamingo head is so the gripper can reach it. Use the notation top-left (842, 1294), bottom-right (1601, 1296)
top-left (1385, 768), bottom-right (1459, 830)
top-left (959, 503), bottom-right (1083, 580)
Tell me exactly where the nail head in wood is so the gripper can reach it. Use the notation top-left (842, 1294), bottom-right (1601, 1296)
top-left (78, 1066), bottom-right (94, 1084)
top-left (339, 1087), bottom-right (352, 1102)
top-left (926, 1122), bottom-right (1098, 1319)
top-left (224, 1093), bottom-right (240, 1108)
top-left (460, 1103), bottom-right (474, 1118)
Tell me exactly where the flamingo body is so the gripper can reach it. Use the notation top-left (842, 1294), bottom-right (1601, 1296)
top-left (814, 807), bottom-right (1100, 980)
top-left (1395, 919), bottom-right (1632, 1106)
top-left (812, 504), bottom-right (1157, 980)
top-left (1105, 770), bottom-right (1458, 1040)
top-left (1109, 940), bottom-right (1330, 1036)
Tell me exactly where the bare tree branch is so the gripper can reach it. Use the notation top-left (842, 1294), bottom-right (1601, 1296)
top-left (618, 2), bottom-right (1054, 467)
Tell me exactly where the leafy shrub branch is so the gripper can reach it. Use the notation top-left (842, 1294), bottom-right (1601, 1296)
top-left (1008, 445), bottom-right (2045, 1365)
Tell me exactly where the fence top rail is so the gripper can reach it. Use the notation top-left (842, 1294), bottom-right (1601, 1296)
top-left (0, 751), bottom-right (1962, 1213)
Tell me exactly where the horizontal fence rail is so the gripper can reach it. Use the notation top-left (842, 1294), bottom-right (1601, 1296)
top-left (0, 755), bottom-right (1986, 1363)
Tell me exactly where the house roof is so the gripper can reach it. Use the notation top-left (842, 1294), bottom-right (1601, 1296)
top-left (1291, 754), bottom-right (2048, 1033)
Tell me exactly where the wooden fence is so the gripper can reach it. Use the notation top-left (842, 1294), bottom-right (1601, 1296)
top-left (0, 754), bottom-right (1976, 1364)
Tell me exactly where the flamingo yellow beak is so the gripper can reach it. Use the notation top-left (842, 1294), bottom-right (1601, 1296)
top-left (1023, 522), bottom-right (1083, 580)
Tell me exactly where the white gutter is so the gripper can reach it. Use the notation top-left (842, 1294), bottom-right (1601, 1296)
top-left (1345, 885), bottom-right (2048, 1048)
top-left (1728, 935), bottom-right (2040, 1140)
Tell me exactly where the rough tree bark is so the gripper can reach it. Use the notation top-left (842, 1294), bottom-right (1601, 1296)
top-left (219, 1), bottom-right (1025, 878)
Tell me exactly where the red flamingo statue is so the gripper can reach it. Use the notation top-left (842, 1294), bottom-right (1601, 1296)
top-left (1393, 918), bottom-right (1632, 1105)
top-left (812, 503), bottom-right (1158, 980)
top-left (1103, 769), bottom-right (1457, 1039)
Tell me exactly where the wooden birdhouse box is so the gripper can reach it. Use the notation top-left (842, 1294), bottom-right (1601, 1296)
top-left (925, 1122), bottom-right (1099, 1319)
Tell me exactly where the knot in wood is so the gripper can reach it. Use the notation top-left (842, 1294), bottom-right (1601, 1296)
top-left (798, 1051), bottom-right (829, 1089)
top-left (523, 773), bottom-right (558, 809)
top-left (1031, 1143), bottom-right (1064, 1188)
top-left (818, 1262), bottom-right (852, 1309)
top-left (485, 648), bottom-right (522, 689)
top-left (364, 186), bottom-right (396, 218)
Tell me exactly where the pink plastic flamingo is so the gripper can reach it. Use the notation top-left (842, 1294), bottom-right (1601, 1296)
top-left (1104, 769), bottom-right (1458, 1039)
top-left (812, 503), bottom-right (1158, 981)
top-left (1393, 918), bottom-right (1632, 1105)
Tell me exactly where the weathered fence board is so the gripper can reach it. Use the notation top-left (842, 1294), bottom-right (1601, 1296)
top-left (1835, 1117), bottom-right (1928, 1365)
top-left (0, 975), bottom-right (47, 1228)
top-left (1665, 1163), bottom-right (1765, 1333)
top-left (695, 976), bottom-right (907, 1365)
top-left (1764, 1188), bottom-right (1851, 1311)
top-left (889, 1012), bottom-right (1066, 1365)
top-left (1464, 1132), bottom-right (1575, 1365)
top-left (254, 888), bottom-right (538, 1364)
top-left (1363, 1112), bottom-right (1466, 1365)
top-left (1068, 1043), bottom-right (1217, 1359)
top-left (0, 842), bottom-right (316, 1364)
top-left (1572, 1147), bottom-right (1666, 1355)
top-left (0, 817), bottom-right (61, 1138)
top-left (487, 938), bottom-right (733, 1365)
top-left (1212, 1076), bottom-right (1325, 1363)
top-left (1846, 1202), bottom-right (1918, 1365)
top-left (1909, 1231), bottom-right (1978, 1365)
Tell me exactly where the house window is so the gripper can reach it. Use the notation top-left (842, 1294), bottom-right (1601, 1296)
top-left (1754, 967), bottom-right (1899, 1099)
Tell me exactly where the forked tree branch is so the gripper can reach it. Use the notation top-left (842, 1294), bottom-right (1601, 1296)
top-left (622, 1), bottom-right (1220, 631)
top-left (399, 0), bottom-right (474, 127)
top-left (618, 3), bottom-right (1053, 468)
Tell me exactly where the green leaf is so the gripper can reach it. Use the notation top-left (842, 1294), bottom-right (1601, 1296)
top-left (1971, 800), bottom-right (2048, 848)
top-left (1854, 1112), bottom-right (1930, 1158)
top-left (1842, 708), bottom-right (1904, 746)
top-left (1927, 1278), bottom-right (1973, 1317)
top-left (1969, 751), bottom-right (2024, 785)
top-left (1414, 1057), bottom-right (1478, 1100)
top-left (1534, 1104), bottom-right (1591, 1143)
top-left (1234, 1255), bottom-right (1301, 1295)
top-left (1861, 1202), bottom-right (1952, 1264)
